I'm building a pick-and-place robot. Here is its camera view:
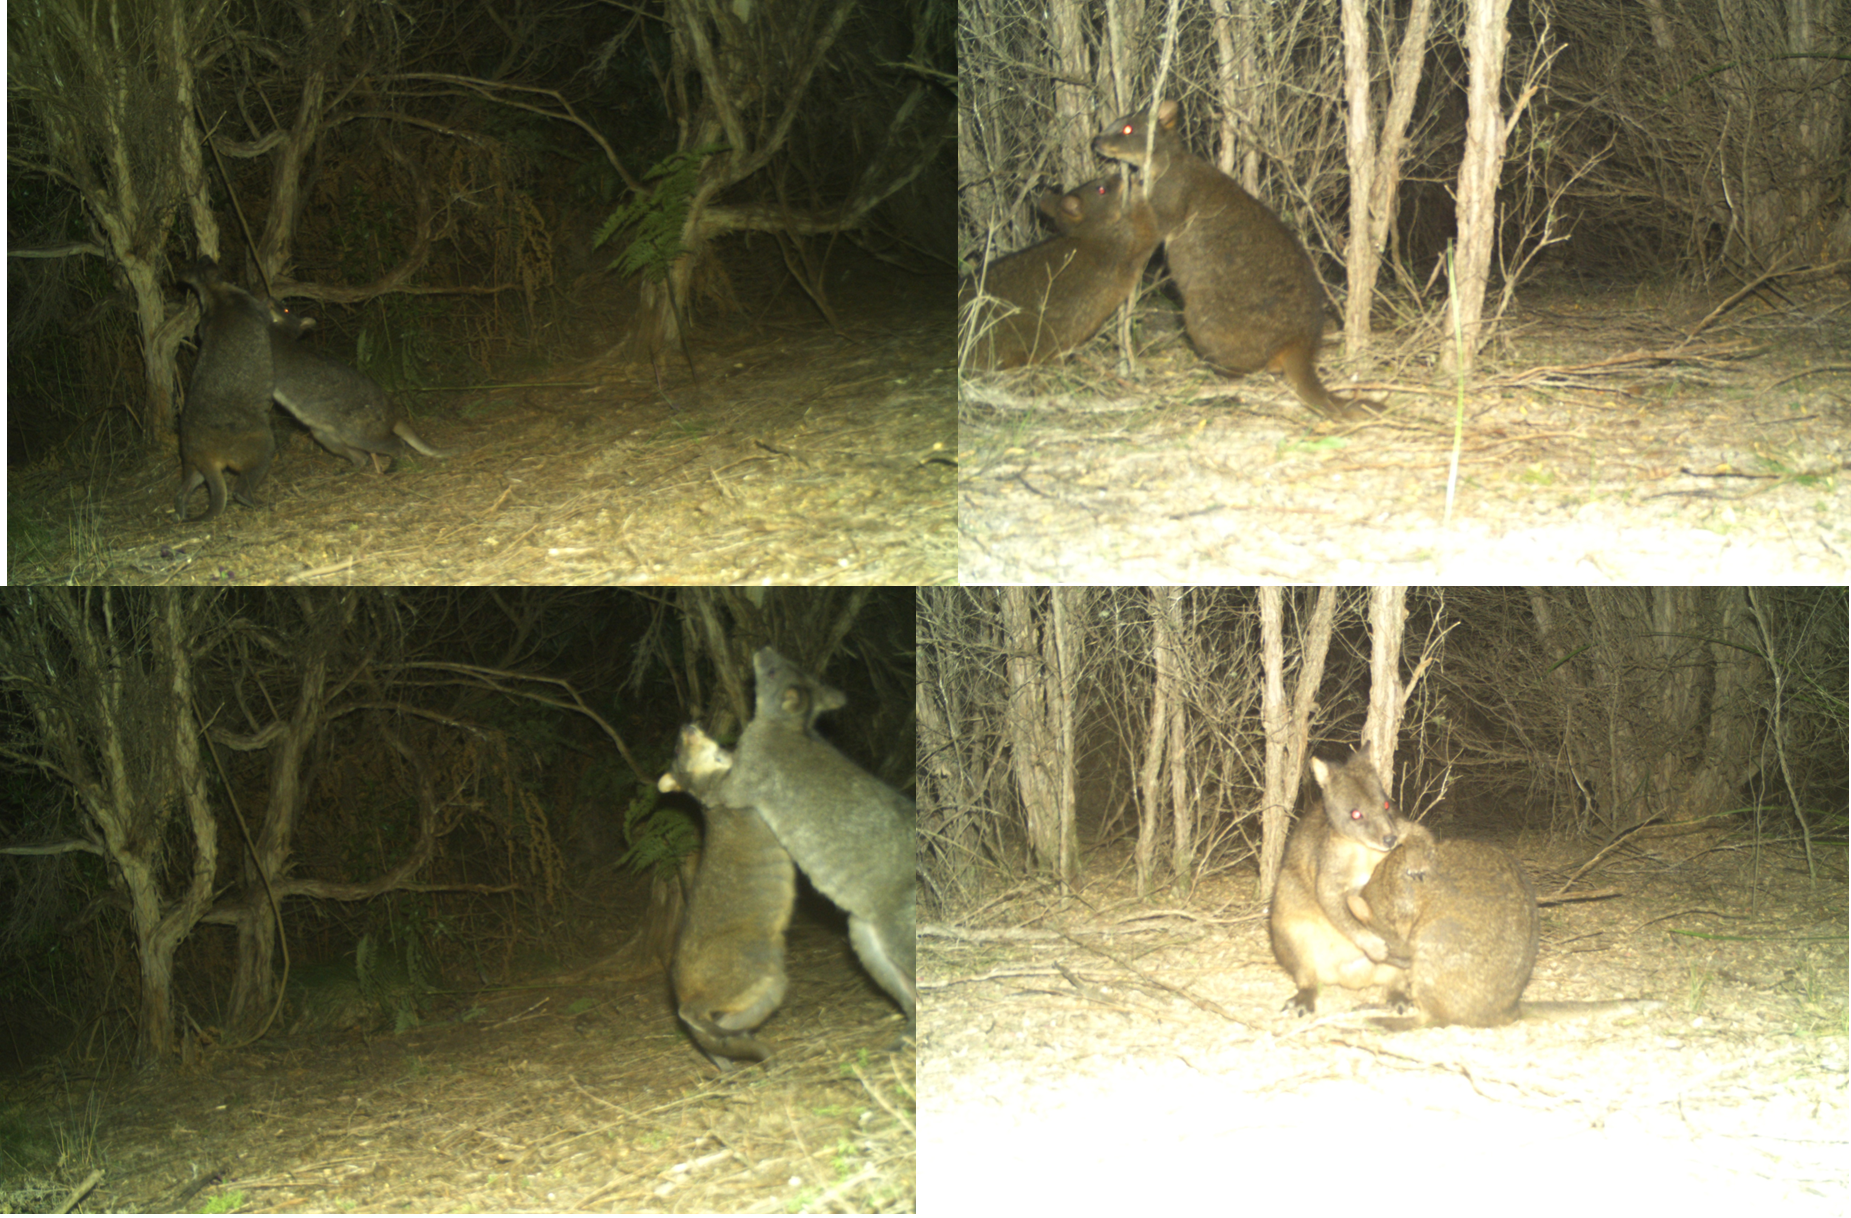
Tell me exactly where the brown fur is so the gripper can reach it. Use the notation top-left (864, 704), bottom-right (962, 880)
top-left (265, 301), bottom-right (455, 470)
top-left (1349, 824), bottom-right (1662, 1029)
top-left (661, 725), bottom-right (795, 1068)
top-left (961, 175), bottom-right (1160, 371)
top-left (1347, 822), bottom-right (1538, 1027)
top-left (1269, 743), bottom-right (1407, 1013)
top-left (1093, 100), bottom-right (1375, 420)
top-left (174, 259), bottom-right (277, 521)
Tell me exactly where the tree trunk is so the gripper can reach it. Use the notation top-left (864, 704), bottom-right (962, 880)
top-left (1441, 0), bottom-right (1515, 378)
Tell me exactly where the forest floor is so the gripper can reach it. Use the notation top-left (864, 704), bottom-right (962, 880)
top-left (959, 271), bottom-right (1850, 582)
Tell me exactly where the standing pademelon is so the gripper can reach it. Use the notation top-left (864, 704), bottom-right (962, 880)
top-left (660, 724), bottom-right (796, 1068)
top-left (174, 258), bottom-right (278, 521)
top-left (1347, 821), bottom-right (1540, 1027)
top-left (1268, 742), bottom-right (1407, 1013)
top-left (717, 648), bottom-right (917, 1045)
top-left (1093, 99), bottom-right (1372, 420)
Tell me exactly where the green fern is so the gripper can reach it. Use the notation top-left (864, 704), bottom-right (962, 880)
top-left (618, 784), bottom-right (700, 875)
top-left (592, 143), bottom-right (731, 282)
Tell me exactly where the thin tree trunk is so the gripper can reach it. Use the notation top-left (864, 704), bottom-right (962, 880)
top-left (1441, 0), bottom-right (1515, 377)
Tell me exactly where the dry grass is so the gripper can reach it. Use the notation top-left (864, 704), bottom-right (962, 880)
top-left (10, 265), bottom-right (956, 586)
top-left (5, 910), bottom-right (916, 1214)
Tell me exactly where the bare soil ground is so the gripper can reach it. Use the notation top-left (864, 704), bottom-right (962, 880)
top-left (0, 911), bottom-right (915, 1214)
top-left (959, 274), bottom-right (1851, 582)
top-left (10, 255), bottom-right (956, 586)
top-left (919, 832), bottom-right (1847, 1215)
